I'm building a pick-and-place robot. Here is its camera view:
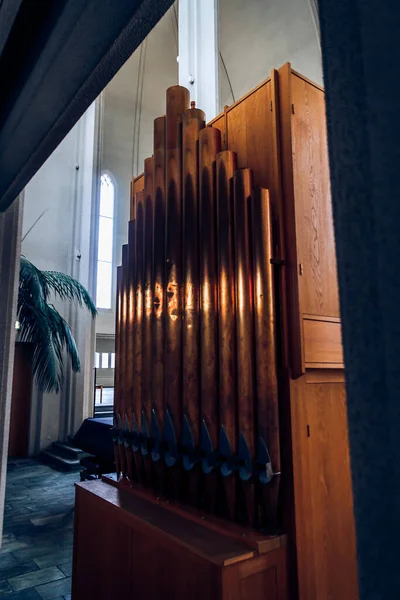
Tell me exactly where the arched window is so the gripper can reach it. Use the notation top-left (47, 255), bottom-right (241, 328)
top-left (96, 173), bottom-right (114, 309)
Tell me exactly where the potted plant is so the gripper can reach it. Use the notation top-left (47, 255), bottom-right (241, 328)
top-left (17, 256), bottom-right (97, 393)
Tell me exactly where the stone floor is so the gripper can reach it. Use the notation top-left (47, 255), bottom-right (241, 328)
top-left (0, 459), bottom-right (76, 599)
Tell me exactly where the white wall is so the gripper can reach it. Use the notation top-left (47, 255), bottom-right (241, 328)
top-left (22, 105), bottom-right (97, 453)
top-left (219, 0), bottom-right (322, 107)
top-left (97, 7), bottom-right (178, 337)
top-left (0, 197), bottom-right (23, 544)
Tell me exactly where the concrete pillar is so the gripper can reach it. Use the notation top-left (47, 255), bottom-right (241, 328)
top-left (318, 1), bottom-right (400, 597)
top-left (178, 0), bottom-right (219, 120)
top-left (0, 196), bottom-right (23, 545)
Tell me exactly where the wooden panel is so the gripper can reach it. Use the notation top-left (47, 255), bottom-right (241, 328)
top-left (290, 71), bottom-right (340, 319)
top-left (240, 569), bottom-right (277, 599)
top-left (277, 63), bottom-right (304, 377)
top-left (305, 369), bottom-right (345, 384)
top-left (73, 481), bottom-right (288, 600)
top-left (303, 318), bottom-right (344, 367)
top-left (290, 378), bottom-right (358, 600)
top-left (72, 487), bottom-right (132, 599)
top-left (224, 71), bottom-right (288, 370)
top-left (8, 343), bottom-right (33, 457)
top-left (226, 80), bottom-right (273, 191)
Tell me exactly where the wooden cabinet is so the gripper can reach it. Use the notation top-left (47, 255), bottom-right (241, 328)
top-left (278, 64), bottom-right (342, 376)
top-left (290, 372), bottom-right (358, 600)
top-left (73, 480), bottom-right (288, 600)
top-left (210, 64), bottom-right (357, 598)
top-left (276, 66), bottom-right (357, 599)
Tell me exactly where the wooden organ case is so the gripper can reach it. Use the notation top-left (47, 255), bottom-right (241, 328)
top-left (73, 65), bottom-right (358, 600)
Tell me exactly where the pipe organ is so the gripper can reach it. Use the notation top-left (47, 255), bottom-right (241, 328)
top-left (73, 64), bottom-right (358, 600)
top-left (115, 98), bottom-right (281, 530)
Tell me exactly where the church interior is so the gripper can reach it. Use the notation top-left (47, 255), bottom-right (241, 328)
top-left (0, 1), bottom-right (397, 599)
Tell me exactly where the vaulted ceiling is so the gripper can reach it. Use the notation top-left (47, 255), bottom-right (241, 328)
top-left (0, 0), bottom-right (174, 212)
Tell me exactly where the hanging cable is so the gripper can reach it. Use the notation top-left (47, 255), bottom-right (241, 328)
top-left (135, 36), bottom-right (148, 177)
top-left (170, 2), bottom-right (178, 54)
top-left (132, 42), bottom-right (144, 178)
top-left (219, 51), bottom-right (235, 104)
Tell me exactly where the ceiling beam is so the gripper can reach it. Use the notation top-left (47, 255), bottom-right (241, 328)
top-left (0, 0), bottom-right (174, 212)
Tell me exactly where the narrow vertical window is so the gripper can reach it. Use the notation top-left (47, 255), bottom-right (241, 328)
top-left (96, 173), bottom-right (114, 308)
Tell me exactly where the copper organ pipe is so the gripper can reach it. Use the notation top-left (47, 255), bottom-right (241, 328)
top-left (119, 244), bottom-right (129, 479)
top-left (151, 117), bottom-right (166, 479)
top-left (164, 85), bottom-right (190, 471)
top-left (251, 187), bottom-right (280, 529)
top-left (233, 168), bottom-right (256, 527)
top-left (198, 127), bottom-right (221, 512)
top-left (113, 266), bottom-right (122, 478)
top-left (216, 150), bottom-right (238, 520)
top-left (182, 105), bottom-right (206, 472)
top-left (133, 190), bottom-right (145, 483)
top-left (125, 218), bottom-right (137, 482)
top-left (141, 157), bottom-right (154, 486)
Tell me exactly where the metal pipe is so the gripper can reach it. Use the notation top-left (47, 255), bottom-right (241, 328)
top-left (233, 168), bottom-right (256, 527)
top-left (113, 266), bottom-right (122, 477)
top-left (181, 103), bottom-right (206, 505)
top-left (182, 104), bottom-right (205, 471)
top-left (216, 150), bottom-right (238, 520)
top-left (164, 86), bottom-right (190, 473)
top-left (152, 119), bottom-right (167, 429)
top-left (125, 218), bottom-right (137, 482)
top-left (119, 244), bottom-right (129, 479)
top-left (152, 116), bottom-right (167, 492)
top-left (133, 190), bottom-right (145, 483)
top-left (142, 157), bottom-right (154, 485)
top-left (251, 186), bottom-right (280, 529)
top-left (198, 127), bottom-right (221, 512)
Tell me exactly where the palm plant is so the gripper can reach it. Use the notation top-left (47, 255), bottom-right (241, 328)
top-left (17, 256), bottom-right (97, 393)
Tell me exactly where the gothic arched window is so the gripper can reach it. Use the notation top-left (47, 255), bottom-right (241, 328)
top-left (96, 173), bottom-right (114, 309)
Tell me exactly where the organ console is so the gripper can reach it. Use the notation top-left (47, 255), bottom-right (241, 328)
top-left (73, 64), bottom-right (358, 600)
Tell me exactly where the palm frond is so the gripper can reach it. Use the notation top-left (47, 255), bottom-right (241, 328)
top-left (47, 304), bottom-right (81, 373)
top-left (18, 257), bottom-right (47, 313)
top-left (42, 271), bottom-right (97, 317)
top-left (18, 256), bottom-right (96, 393)
top-left (18, 300), bottom-right (63, 393)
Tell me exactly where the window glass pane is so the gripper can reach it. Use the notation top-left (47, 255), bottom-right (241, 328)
top-left (110, 353), bottom-right (115, 368)
top-left (96, 261), bottom-right (112, 308)
top-left (101, 353), bottom-right (109, 368)
top-left (100, 174), bottom-right (114, 218)
top-left (98, 216), bottom-right (113, 262)
top-left (95, 352), bottom-right (100, 369)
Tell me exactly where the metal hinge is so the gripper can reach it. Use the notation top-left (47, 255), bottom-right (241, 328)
top-left (270, 100), bottom-right (273, 112)
top-left (299, 263), bottom-right (304, 275)
top-left (291, 103), bottom-right (295, 115)
top-left (307, 425), bottom-right (311, 438)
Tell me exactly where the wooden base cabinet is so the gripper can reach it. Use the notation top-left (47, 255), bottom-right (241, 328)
top-left (290, 371), bottom-right (358, 600)
top-left (72, 480), bottom-right (289, 600)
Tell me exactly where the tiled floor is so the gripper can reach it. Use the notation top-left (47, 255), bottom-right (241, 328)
top-left (1, 459), bottom-right (76, 599)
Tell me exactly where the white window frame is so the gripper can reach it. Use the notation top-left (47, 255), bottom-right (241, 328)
top-left (96, 172), bottom-right (115, 310)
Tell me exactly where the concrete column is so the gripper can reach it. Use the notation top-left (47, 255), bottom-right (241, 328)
top-left (62, 101), bottom-right (98, 439)
top-left (318, 1), bottom-right (400, 597)
top-left (178, 0), bottom-right (219, 120)
top-left (0, 196), bottom-right (23, 544)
